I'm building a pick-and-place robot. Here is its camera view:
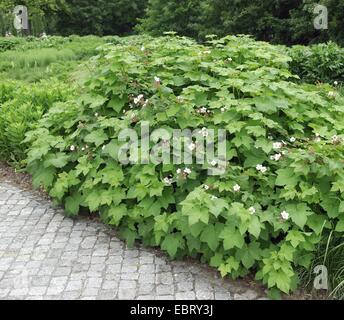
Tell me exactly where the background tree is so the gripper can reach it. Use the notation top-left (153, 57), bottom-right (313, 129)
top-left (52, 0), bottom-right (147, 36)
top-left (139, 0), bottom-right (344, 45)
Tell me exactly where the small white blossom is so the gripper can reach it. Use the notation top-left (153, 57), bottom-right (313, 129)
top-left (268, 135), bottom-right (274, 140)
top-left (332, 135), bottom-right (341, 144)
top-left (334, 81), bottom-right (338, 86)
top-left (94, 113), bottom-right (99, 117)
top-left (102, 145), bottom-right (106, 151)
top-left (248, 207), bottom-right (256, 215)
top-left (221, 107), bottom-right (226, 113)
top-left (134, 94), bottom-right (144, 105)
top-left (154, 76), bottom-right (161, 84)
top-left (81, 147), bottom-right (85, 151)
top-left (203, 50), bottom-right (211, 54)
top-left (273, 142), bottom-right (283, 150)
top-left (176, 169), bottom-right (182, 175)
top-left (290, 137), bottom-right (296, 143)
top-left (281, 211), bottom-right (289, 221)
top-left (70, 145), bottom-right (75, 151)
top-left (256, 164), bottom-right (268, 173)
top-left (271, 153), bottom-right (282, 161)
top-left (203, 184), bottom-right (210, 190)
top-left (233, 184), bottom-right (241, 192)
top-left (163, 177), bottom-right (173, 185)
top-left (141, 46), bottom-right (145, 51)
top-left (184, 168), bottom-right (192, 175)
top-left (260, 166), bottom-right (267, 173)
top-left (199, 107), bottom-right (208, 114)
top-left (328, 91), bottom-right (335, 98)
top-left (227, 57), bottom-right (232, 62)
top-left (200, 127), bottom-right (209, 137)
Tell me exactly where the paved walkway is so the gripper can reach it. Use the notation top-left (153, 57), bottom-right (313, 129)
top-left (0, 182), bottom-right (265, 300)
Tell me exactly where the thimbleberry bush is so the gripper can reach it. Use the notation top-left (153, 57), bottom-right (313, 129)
top-left (25, 35), bottom-right (344, 296)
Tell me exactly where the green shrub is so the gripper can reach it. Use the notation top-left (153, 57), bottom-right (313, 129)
top-left (0, 79), bottom-right (75, 164)
top-left (0, 37), bottom-right (24, 52)
top-left (289, 42), bottom-right (344, 84)
top-left (25, 35), bottom-right (344, 296)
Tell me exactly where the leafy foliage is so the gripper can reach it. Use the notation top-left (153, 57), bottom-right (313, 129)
top-left (288, 42), bottom-right (344, 84)
top-left (0, 79), bottom-right (75, 164)
top-left (24, 35), bottom-right (344, 295)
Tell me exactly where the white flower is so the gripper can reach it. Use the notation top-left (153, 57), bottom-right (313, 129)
top-left (199, 107), bottom-right (208, 114)
top-left (328, 91), bottom-right (335, 98)
top-left (102, 145), bottom-right (106, 151)
top-left (210, 160), bottom-right (217, 167)
top-left (203, 50), bottom-right (211, 54)
top-left (268, 135), bottom-right (273, 140)
top-left (271, 153), bottom-right (282, 161)
top-left (141, 46), bottom-right (145, 51)
top-left (70, 145), bottom-right (75, 151)
top-left (154, 76), bottom-right (161, 83)
top-left (233, 184), bottom-right (241, 192)
top-left (256, 164), bottom-right (263, 171)
top-left (176, 169), bottom-right (182, 175)
top-left (290, 137), bottom-right (296, 143)
top-left (94, 113), bottom-right (99, 117)
top-left (334, 81), bottom-right (338, 86)
top-left (248, 207), bottom-right (256, 215)
top-left (134, 94), bottom-right (144, 105)
top-left (163, 177), bottom-right (173, 185)
top-left (273, 142), bottom-right (283, 150)
top-left (227, 57), bottom-right (232, 62)
top-left (211, 195), bottom-right (218, 200)
top-left (221, 107), bottom-right (226, 113)
top-left (184, 168), bottom-right (192, 175)
top-left (332, 135), bottom-right (341, 144)
top-left (203, 184), bottom-right (210, 190)
top-left (280, 211), bottom-right (289, 221)
top-left (188, 143), bottom-right (196, 151)
top-left (81, 147), bottom-right (85, 151)
top-left (200, 127), bottom-right (209, 137)
top-left (260, 166), bottom-right (267, 173)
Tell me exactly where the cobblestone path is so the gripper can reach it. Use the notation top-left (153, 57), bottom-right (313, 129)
top-left (0, 182), bottom-right (265, 300)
